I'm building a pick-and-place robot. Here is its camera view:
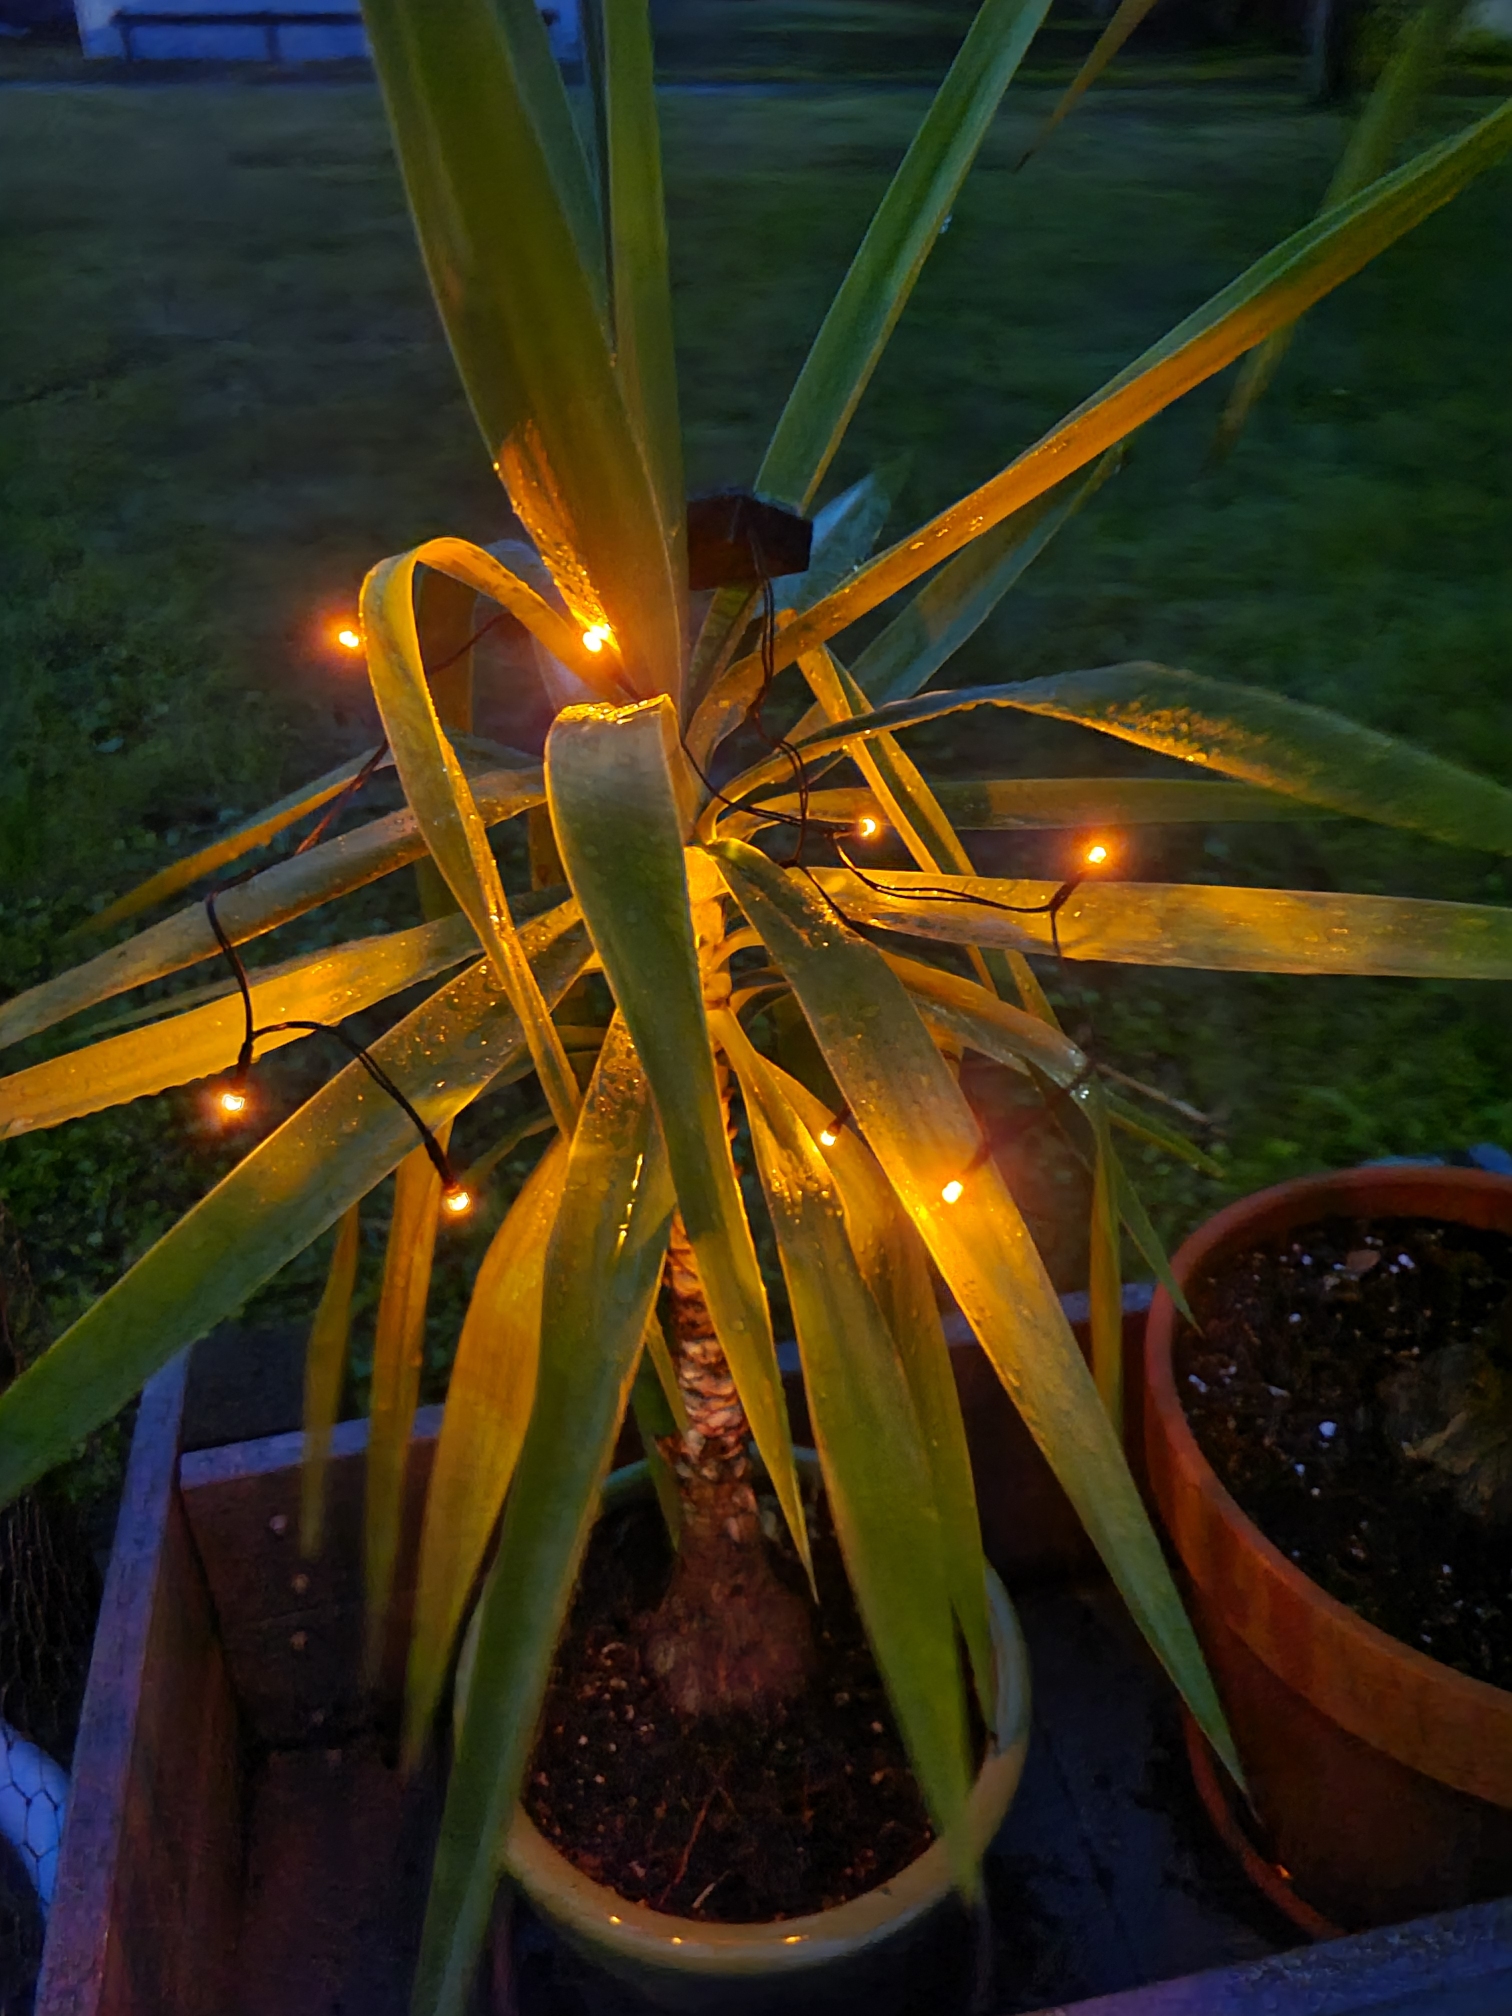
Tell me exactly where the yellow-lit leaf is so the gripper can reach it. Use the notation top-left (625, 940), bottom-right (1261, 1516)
top-left (404, 1133), bottom-right (570, 1758)
top-left (365, 1136), bottom-right (451, 1678)
top-left (301, 1203), bottom-right (363, 1557)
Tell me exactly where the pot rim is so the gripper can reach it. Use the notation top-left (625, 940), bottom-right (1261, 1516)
top-left (1145, 1163), bottom-right (1512, 1806)
top-left (499, 1453), bottom-right (1032, 1979)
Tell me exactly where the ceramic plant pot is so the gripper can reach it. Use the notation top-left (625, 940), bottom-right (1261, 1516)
top-left (1144, 1165), bottom-right (1512, 1931)
top-left (462, 1455), bottom-right (1031, 2016)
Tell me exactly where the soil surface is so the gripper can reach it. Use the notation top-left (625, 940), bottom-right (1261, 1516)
top-left (1179, 1213), bottom-right (1512, 1690)
top-left (524, 1490), bottom-right (962, 1922)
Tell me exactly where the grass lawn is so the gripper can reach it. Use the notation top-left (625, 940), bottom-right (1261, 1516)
top-left (2, 69), bottom-right (1510, 1381)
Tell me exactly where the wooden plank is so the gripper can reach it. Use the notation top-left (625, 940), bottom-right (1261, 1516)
top-left (180, 1406), bottom-right (442, 1745)
top-left (230, 1736), bottom-right (441, 2016)
top-left (37, 1354), bottom-right (243, 2016)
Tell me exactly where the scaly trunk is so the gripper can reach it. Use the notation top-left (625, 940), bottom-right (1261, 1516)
top-left (640, 861), bottom-right (814, 1718)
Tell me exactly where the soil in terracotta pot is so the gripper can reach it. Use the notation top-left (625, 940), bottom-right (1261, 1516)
top-left (524, 1488), bottom-right (980, 1922)
top-left (1179, 1213), bottom-right (1512, 1689)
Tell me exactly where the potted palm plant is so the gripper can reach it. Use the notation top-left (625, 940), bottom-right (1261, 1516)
top-left (3, 2), bottom-right (1512, 2011)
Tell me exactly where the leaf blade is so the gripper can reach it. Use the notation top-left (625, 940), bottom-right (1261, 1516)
top-left (0, 917), bottom-right (477, 1139)
top-left (758, 0), bottom-right (1055, 510)
top-left (724, 1019), bottom-right (972, 1845)
top-left (414, 1019), bottom-right (674, 2016)
top-left (545, 698), bottom-right (809, 1570)
top-left (711, 836), bottom-right (1239, 1779)
top-left (364, 550), bottom-right (581, 1135)
top-left (0, 908), bottom-right (591, 1513)
top-left (730, 96), bottom-right (1512, 680)
top-left (815, 867), bottom-right (1512, 980)
top-left (365, 1136), bottom-right (450, 1678)
top-left (300, 1202), bottom-right (363, 1557)
top-left (404, 1133), bottom-right (570, 1758)
top-left (787, 660), bottom-right (1512, 858)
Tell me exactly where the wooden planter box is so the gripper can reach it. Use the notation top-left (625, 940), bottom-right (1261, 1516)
top-left (36, 1321), bottom-right (1512, 2016)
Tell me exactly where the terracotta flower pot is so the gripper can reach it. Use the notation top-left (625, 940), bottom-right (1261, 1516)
top-left (1144, 1165), bottom-right (1512, 1931)
top-left (461, 1454), bottom-right (1032, 2016)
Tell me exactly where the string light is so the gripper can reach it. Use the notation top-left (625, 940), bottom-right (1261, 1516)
top-left (336, 626), bottom-right (362, 652)
top-left (856, 813), bottom-right (881, 839)
top-left (203, 885), bottom-right (472, 1217)
top-left (817, 1105), bottom-right (850, 1149)
top-left (581, 624), bottom-right (612, 653)
top-left (941, 1179), bottom-right (964, 1204)
top-left (1085, 840), bottom-right (1110, 866)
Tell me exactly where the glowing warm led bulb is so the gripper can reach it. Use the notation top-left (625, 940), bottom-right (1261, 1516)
top-left (442, 1185), bottom-right (473, 1217)
top-left (941, 1179), bottom-right (964, 1204)
top-left (581, 624), bottom-right (612, 654)
top-left (819, 1128), bottom-right (838, 1148)
top-left (1085, 841), bottom-right (1109, 866)
top-left (336, 626), bottom-right (362, 652)
top-left (218, 1087), bottom-right (248, 1116)
top-left (856, 814), bottom-right (881, 839)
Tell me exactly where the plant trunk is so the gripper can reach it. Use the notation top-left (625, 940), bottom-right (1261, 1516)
top-left (640, 863), bottom-right (814, 1720)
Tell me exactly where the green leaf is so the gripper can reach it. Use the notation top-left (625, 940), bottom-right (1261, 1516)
top-left (640, 1308), bottom-right (688, 1434)
top-left (1087, 1087), bottom-right (1123, 1428)
top-left (748, 775), bottom-right (1321, 831)
top-left (365, 1135), bottom-right (451, 1679)
top-left (0, 766), bottom-right (543, 1054)
top-left (75, 750), bottom-right (388, 940)
top-left (720, 1015), bottom-right (972, 1849)
top-left (545, 697), bottom-right (809, 1573)
top-left (796, 643), bottom-right (1020, 1003)
top-left (1110, 1142), bottom-right (1194, 1324)
top-left (758, 0), bottom-right (1055, 511)
top-left (1216, 0), bottom-right (1471, 455)
top-left (629, 1333), bottom-right (684, 1542)
top-left (728, 95), bottom-right (1512, 680)
top-left (845, 450), bottom-right (1123, 711)
top-left (787, 661), bottom-right (1512, 857)
top-left (1104, 1091), bottom-right (1223, 1182)
top-left (0, 916), bottom-right (477, 1139)
top-left (882, 947), bottom-right (1090, 1090)
top-left (720, 1014), bottom-right (995, 1728)
top-left (415, 1018), bottom-right (674, 2016)
top-left (363, 547), bottom-right (582, 1135)
top-left (816, 866), bottom-right (1512, 979)
top-left (713, 446), bottom-right (1117, 784)
top-left (782, 468), bottom-right (896, 615)
top-left (363, 0), bottom-right (680, 698)
top-left (404, 1133), bottom-right (570, 1759)
top-left (300, 1202), bottom-right (363, 1557)
top-left (1016, 0), bottom-right (1163, 170)
top-left (602, 0), bottom-right (684, 595)
top-left (710, 835), bottom-right (1239, 1780)
top-left (0, 906), bottom-right (591, 1513)
top-left (453, 1103), bottom-right (556, 1199)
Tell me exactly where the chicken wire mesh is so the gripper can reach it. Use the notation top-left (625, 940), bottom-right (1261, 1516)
top-left (0, 1206), bottom-right (104, 2012)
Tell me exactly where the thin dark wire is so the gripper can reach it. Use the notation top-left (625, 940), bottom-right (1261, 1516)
top-left (833, 837), bottom-right (1084, 959)
top-left (291, 739), bottom-right (389, 859)
top-left (202, 887), bottom-right (462, 1193)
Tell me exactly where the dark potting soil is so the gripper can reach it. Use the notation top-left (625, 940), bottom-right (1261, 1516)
top-left (523, 1491), bottom-right (959, 1922)
top-left (1179, 1213), bottom-right (1512, 1690)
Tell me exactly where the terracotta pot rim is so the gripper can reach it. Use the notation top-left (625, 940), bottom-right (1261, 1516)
top-left (1145, 1164), bottom-right (1512, 1800)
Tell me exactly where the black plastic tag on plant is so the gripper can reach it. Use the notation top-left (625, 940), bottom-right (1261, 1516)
top-left (686, 492), bottom-right (813, 590)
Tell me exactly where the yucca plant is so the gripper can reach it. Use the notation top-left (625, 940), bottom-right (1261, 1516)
top-left (2, 3), bottom-right (1511, 2010)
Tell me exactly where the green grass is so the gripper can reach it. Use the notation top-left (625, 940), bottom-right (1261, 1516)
top-left (1, 74), bottom-right (1510, 1354)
